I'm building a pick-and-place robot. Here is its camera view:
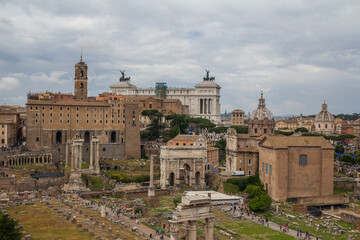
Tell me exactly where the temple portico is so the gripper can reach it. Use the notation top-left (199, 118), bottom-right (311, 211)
top-left (4, 152), bottom-right (52, 167)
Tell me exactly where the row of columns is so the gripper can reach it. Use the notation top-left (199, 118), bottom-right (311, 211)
top-left (65, 136), bottom-right (100, 173)
top-left (169, 217), bottom-right (214, 240)
top-left (5, 153), bottom-right (52, 167)
top-left (199, 98), bottom-right (213, 114)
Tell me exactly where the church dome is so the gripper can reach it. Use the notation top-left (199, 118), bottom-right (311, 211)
top-left (249, 93), bottom-right (274, 120)
top-left (315, 102), bottom-right (334, 123)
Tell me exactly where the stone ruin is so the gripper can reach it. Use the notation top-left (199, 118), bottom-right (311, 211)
top-left (169, 193), bottom-right (214, 240)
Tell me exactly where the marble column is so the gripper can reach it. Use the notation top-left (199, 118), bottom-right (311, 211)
top-left (78, 144), bottom-right (83, 170)
top-left (95, 141), bottom-right (100, 174)
top-left (89, 139), bottom-right (94, 170)
top-left (148, 155), bottom-right (155, 197)
top-left (188, 220), bottom-right (197, 240)
top-left (65, 141), bottom-right (70, 167)
top-left (205, 217), bottom-right (215, 240)
top-left (169, 220), bottom-right (179, 240)
top-left (71, 144), bottom-right (75, 171)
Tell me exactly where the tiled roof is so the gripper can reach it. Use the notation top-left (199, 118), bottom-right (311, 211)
top-left (259, 136), bottom-right (334, 149)
top-left (169, 134), bottom-right (201, 142)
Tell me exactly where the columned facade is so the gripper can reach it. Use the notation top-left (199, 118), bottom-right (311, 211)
top-left (109, 70), bottom-right (221, 124)
top-left (4, 152), bottom-right (52, 167)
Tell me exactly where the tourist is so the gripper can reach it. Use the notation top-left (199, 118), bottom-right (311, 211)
top-left (149, 233), bottom-right (152, 239)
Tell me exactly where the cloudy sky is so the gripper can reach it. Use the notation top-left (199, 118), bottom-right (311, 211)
top-left (0, 0), bottom-right (359, 116)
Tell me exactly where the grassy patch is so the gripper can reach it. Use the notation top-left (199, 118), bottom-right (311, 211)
top-left (222, 221), bottom-right (296, 240)
top-left (81, 162), bottom-right (89, 169)
top-left (223, 182), bottom-right (239, 194)
top-left (7, 203), bottom-right (92, 240)
top-left (88, 175), bottom-right (113, 191)
top-left (334, 188), bottom-right (352, 195)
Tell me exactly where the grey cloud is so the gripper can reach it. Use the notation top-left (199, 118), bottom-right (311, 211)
top-left (0, 0), bottom-right (359, 116)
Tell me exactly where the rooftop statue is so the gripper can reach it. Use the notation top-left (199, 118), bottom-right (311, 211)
top-left (119, 70), bottom-right (131, 82)
top-left (203, 69), bottom-right (215, 81)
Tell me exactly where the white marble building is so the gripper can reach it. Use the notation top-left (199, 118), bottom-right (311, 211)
top-left (109, 71), bottom-right (221, 123)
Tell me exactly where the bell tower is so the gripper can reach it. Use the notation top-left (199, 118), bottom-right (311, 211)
top-left (74, 55), bottom-right (88, 100)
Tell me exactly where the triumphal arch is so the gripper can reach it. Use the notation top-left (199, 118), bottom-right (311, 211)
top-left (160, 137), bottom-right (207, 189)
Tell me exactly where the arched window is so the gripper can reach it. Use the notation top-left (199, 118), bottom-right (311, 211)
top-left (169, 172), bottom-right (175, 186)
top-left (80, 70), bottom-right (83, 77)
top-left (111, 131), bottom-right (116, 143)
top-left (80, 82), bottom-right (84, 89)
top-left (56, 131), bottom-right (62, 144)
top-left (84, 131), bottom-right (90, 143)
top-left (264, 128), bottom-right (267, 134)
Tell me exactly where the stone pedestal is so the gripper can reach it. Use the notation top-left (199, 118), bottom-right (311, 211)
top-left (62, 171), bottom-right (88, 192)
top-left (24, 191), bottom-right (28, 200)
top-left (100, 205), bottom-right (106, 218)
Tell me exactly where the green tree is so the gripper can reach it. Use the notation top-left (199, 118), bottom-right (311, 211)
top-left (355, 151), bottom-right (360, 165)
top-left (142, 109), bottom-right (164, 140)
top-left (214, 139), bottom-right (226, 164)
top-left (247, 192), bottom-right (272, 212)
top-left (341, 153), bottom-right (354, 165)
top-left (0, 213), bottom-right (22, 240)
top-left (295, 127), bottom-right (308, 133)
top-left (231, 126), bottom-right (248, 133)
top-left (168, 125), bottom-right (180, 139)
top-left (244, 185), bottom-right (263, 198)
top-left (166, 114), bottom-right (190, 133)
top-left (335, 145), bottom-right (345, 153)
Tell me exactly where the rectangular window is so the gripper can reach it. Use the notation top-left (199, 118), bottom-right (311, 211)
top-left (35, 106), bottom-right (38, 110)
top-left (270, 165), bottom-right (272, 175)
top-left (262, 162), bottom-right (264, 172)
top-left (299, 155), bottom-right (308, 165)
top-left (248, 159), bottom-right (252, 165)
top-left (76, 114), bottom-right (79, 117)
top-left (76, 107), bottom-right (79, 111)
top-left (94, 114), bottom-right (97, 118)
top-left (266, 164), bottom-right (268, 173)
top-left (59, 119), bottom-right (62, 124)
top-left (60, 113), bottom-right (62, 117)
top-left (86, 120), bottom-right (89, 124)
top-left (105, 108), bottom-right (109, 111)
top-left (60, 107), bottom-right (62, 110)
top-left (100, 107), bottom-right (103, 112)
top-left (76, 120), bottom-right (79, 124)
top-left (94, 120), bottom-right (96, 123)
top-left (1, 124), bottom-right (4, 128)
top-left (42, 106), bottom-right (45, 110)
top-left (86, 108), bottom-right (89, 111)
top-left (94, 108), bottom-right (97, 112)
top-left (50, 106), bottom-right (53, 110)
top-left (86, 114), bottom-right (89, 118)
top-left (50, 119), bottom-right (53, 124)
top-left (67, 107), bottom-right (70, 111)
top-left (50, 113), bottom-right (52, 117)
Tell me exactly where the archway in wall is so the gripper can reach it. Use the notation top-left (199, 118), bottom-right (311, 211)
top-left (195, 171), bottom-right (200, 185)
top-left (114, 166), bottom-right (118, 170)
top-left (183, 164), bottom-right (191, 186)
top-left (56, 131), bottom-right (62, 144)
top-left (111, 131), bottom-right (116, 143)
top-left (169, 172), bottom-right (175, 186)
top-left (84, 131), bottom-right (90, 143)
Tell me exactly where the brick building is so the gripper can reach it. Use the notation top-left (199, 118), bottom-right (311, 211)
top-left (231, 109), bottom-right (245, 126)
top-left (0, 105), bottom-right (25, 147)
top-left (259, 136), bottom-right (334, 201)
top-left (26, 58), bottom-right (141, 163)
top-left (226, 128), bottom-right (262, 176)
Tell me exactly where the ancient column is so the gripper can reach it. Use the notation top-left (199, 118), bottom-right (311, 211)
top-left (78, 140), bottom-right (84, 170)
top-left (188, 220), bottom-right (197, 240)
top-left (148, 155), bottom-right (155, 197)
top-left (169, 220), bottom-right (179, 240)
top-left (24, 191), bottom-right (29, 200)
top-left (101, 205), bottom-right (106, 217)
top-left (95, 141), bottom-right (100, 174)
top-left (205, 217), bottom-right (215, 240)
top-left (71, 144), bottom-right (75, 171)
top-left (65, 141), bottom-right (70, 167)
top-left (89, 139), bottom-right (94, 170)
top-left (42, 155), bottom-right (45, 164)
top-left (9, 192), bottom-right (14, 202)
top-left (38, 190), bottom-right (42, 199)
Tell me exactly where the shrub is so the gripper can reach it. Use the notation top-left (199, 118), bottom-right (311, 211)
top-left (0, 213), bottom-right (22, 240)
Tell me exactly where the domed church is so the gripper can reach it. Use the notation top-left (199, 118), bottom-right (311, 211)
top-left (314, 102), bottom-right (334, 135)
top-left (248, 92), bottom-right (275, 136)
